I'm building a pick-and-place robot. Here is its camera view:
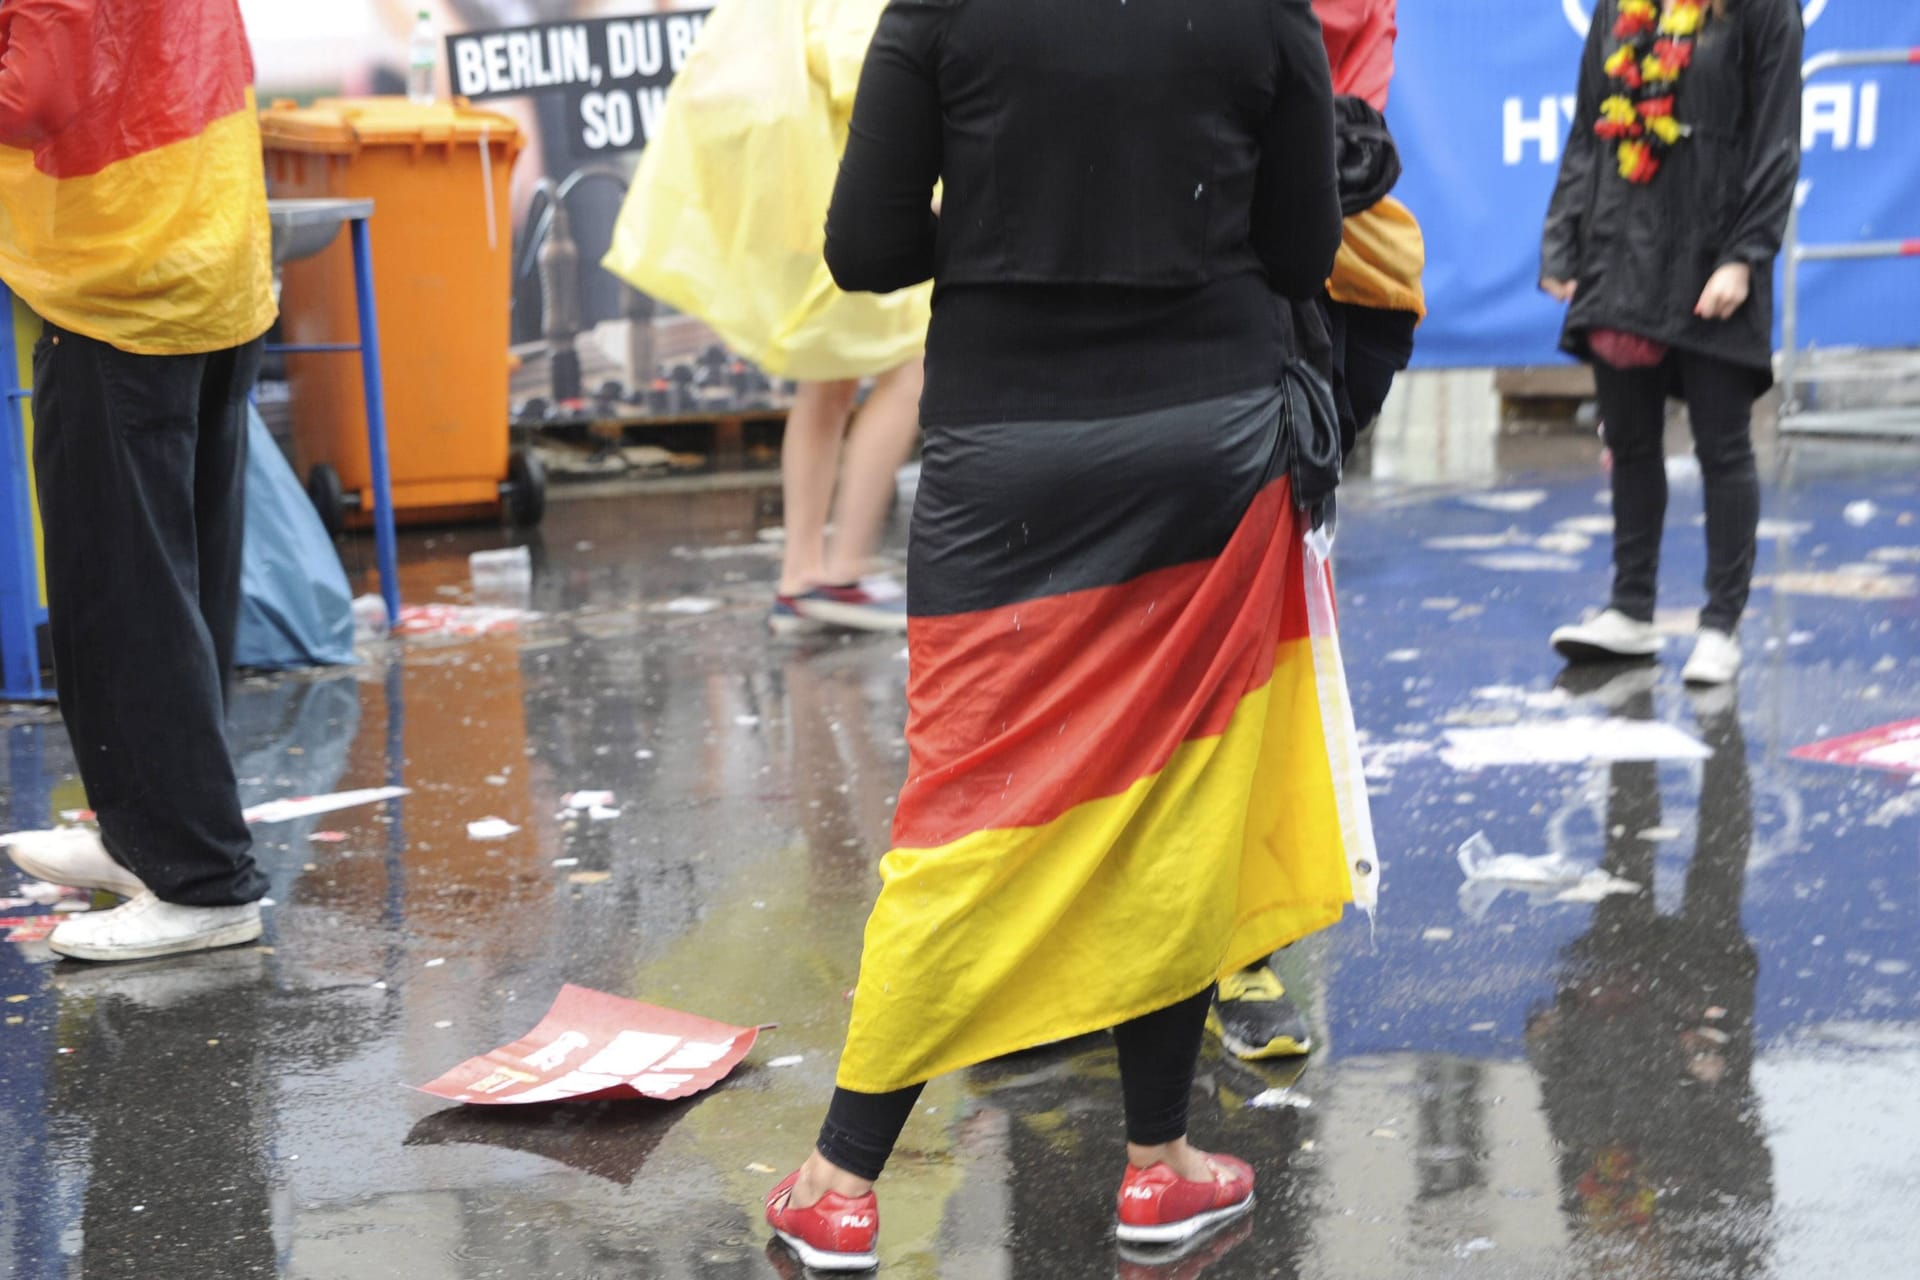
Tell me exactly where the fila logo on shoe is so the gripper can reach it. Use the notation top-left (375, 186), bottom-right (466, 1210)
top-left (1124, 1186), bottom-right (1157, 1201)
top-left (843, 1214), bottom-right (874, 1229)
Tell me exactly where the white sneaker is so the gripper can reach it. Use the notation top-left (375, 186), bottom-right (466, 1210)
top-left (48, 892), bottom-right (262, 963)
top-left (1682, 629), bottom-right (1741, 686)
top-left (1550, 609), bottom-right (1664, 663)
top-left (4, 827), bottom-right (147, 898)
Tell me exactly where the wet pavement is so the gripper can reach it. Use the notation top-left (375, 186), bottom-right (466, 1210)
top-left (2, 406), bottom-right (1918, 1279)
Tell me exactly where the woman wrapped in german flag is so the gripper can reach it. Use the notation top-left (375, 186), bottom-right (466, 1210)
top-left (761, 0), bottom-right (1380, 1268)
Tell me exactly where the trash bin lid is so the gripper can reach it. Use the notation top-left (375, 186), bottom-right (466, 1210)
top-left (260, 97), bottom-right (523, 156)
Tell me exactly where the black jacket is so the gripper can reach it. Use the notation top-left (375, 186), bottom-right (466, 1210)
top-left (825, 0), bottom-right (1342, 302)
top-left (1542, 0), bottom-right (1802, 382)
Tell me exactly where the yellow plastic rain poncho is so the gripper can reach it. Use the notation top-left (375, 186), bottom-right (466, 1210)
top-left (602, 0), bottom-right (930, 381)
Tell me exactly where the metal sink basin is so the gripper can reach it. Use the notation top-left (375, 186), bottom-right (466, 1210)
top-left (268, 198), bottom-right (373, 267)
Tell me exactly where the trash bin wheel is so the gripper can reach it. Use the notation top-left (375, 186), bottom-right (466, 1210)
top-left (506, 449), bottom-right (547, 527)
top-left (307, 463), bottom-right (346, 536)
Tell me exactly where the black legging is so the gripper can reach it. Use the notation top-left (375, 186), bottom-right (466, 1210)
top-left (816, 986), bottom-right (1215, 1181)
top-left (1592, 349), bottom-right (1761, 634)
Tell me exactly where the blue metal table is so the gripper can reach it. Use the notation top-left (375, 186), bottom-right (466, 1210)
top-left (0, 202), bottom-right (401, 702)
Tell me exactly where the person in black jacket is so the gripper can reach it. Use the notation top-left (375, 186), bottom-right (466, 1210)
top-left (760, 0), bottom-right (1352, 1270)
top-left (1541, 0), bottom-right (1801, 687)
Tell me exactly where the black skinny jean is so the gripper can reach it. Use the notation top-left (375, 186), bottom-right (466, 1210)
top-left (818, 987), bottom-right (1214, 1181)
top-left (1593, 350), bottom-right (1761, 634)
top-left (31, 324), bottom-right (268, 906)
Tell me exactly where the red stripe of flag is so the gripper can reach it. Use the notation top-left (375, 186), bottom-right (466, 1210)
top-left (894, 482), bottom-right (1308, 849)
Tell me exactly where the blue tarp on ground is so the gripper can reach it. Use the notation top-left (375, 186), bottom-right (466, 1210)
top-left (236, 405), bottom-right (355, 670)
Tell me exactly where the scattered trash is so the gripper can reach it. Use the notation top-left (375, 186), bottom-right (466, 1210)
top-left (1533, 531), bottom-right (1592, 555)
top-left (1455, 1238), bottom-right (1497, 1258)
top-left (655, 597), bottom-right (722, 616)
top-left (767, 1055), bottom-right (806, 1068)
top-left (1754, 518), bottom-right (1812, 541)
top-left (309, 831), bottom-right (349, 844)
top-left (395, 603), bottom-right (539, 637)
top-left (470, 547), bottom-right (533, 604)
top-left (587, 806), bottom-right (621, 822)
top-left (425, 958), bottom-right (447, 968)
top-left (1361, 740), bottom-right (1434, 780)
top-left (415, 984), bottom-right (761, 1105)
top-left (1469, 1022), bottom-right (1497, 1033)
top-left (1423, 927), bottom-right (1455, 942)
top-left (1441, 718), bottom-right (1710, 769)
top-left (1369, 1128), bottom-right (1401, 1140)
top-left (1456, 832), bottom-right (1642, 920)
top-left (1792, 719), bottom-right (1920, 777)
top-left (1470, 553), bottom-right (1583, 573)
top-left (435, 1021), bottom-right (454, 1030)
top-left (1556, 515), bottom-right (1615, 536)
top-left (1459, 490), bottom-right (1548, 513)
top-left (1425, 533), bottom-right (1524, 551)
top-left (747, 1162), bottom-right (778, 1174)
top-left (1755, 570), bottom-right (1917, 601)
top-left (244, 787), bottom-right (411, 826)
top-left (1247, 1087), bottom-right (1313, 1111)
top-left (351, 593), bottom-right (390, 639)
top-left (567, 871), bottom-right (612, 886)
top-left (1844, 500), bottom-right (1880, 526)
top-left (1867, 789), bottom-right (1920, 828)
top-left (1385, 649), bottom-right (1421, 663)
top-left (734, 715), bottom-right (761, 727)
top-left (635, 749), bottom-right (655, 761)
top-left (564, 791), bottom-right (617, 811)
top-left (467, 818), bottom-right (521, 840)
top-left (1638, 826), bottom-right (1682, 842)
top-left (552, 858), bottom-right (580, 868)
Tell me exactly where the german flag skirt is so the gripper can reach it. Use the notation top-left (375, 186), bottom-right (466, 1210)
top-left (836, 389), bottom-right (1379, 1094)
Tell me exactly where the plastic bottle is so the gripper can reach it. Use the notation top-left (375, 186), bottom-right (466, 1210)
top-left (407, 10), bottom-right (437, 106)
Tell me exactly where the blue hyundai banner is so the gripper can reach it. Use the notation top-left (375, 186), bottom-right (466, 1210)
top-left (1392, 0), bottom-right (1920, 367)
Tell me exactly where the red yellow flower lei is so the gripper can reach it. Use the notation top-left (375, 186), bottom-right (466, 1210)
top-left (1594, 0), bottom-right (1705, 184)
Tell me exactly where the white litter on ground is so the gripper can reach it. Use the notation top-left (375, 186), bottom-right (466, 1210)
top-left (466, 817), bottom-right (520, 840)
top-left (1248, 1087), bottom-right (1314, 1111)
top-left (1456, 832), bottom-right (1642, 920)
top-left (1441, 718), bottom-right (1710, 770)
top-left (1470, 553), bottom-right (1584, 573)
top-left (1459, 490), bottom-right (1548, 513)
top-left (563, 791), bottom-right (616, 811)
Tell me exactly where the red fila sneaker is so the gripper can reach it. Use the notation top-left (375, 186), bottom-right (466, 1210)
top-left (1115, 1155), bottom-right (1256, 1245)
top-left (765, 1169), bottom-right (880, 1272)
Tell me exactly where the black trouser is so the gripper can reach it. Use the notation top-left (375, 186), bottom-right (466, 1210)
top-left (31, 324), bottom-right (267, 907)
top-left (817, 987), bottom-right (1214, 1181)
top-left (1327, 300), bottom-right (1418, 449)
top-left (1592, 351), bottom-right (1760, 634)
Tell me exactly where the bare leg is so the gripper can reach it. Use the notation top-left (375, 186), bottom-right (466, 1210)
top-left (779, 379), bottom-right (861, 596)
top-left (1128, 1136), bottom-right (1237, 1184)
top-left (783, 1148), bottom-right (876, 1210)
top-left (820, 359), bottom-right (923, 586)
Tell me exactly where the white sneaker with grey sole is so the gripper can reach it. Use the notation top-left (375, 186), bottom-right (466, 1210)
top-left (1682, 629), bottom-right (1741, 686)
top-left (1550, 609), bottom-right (1664, 663)
top-left (4, 827), bottom-right (147, 898)
top-left (48, 892), bottom-right (262, 963)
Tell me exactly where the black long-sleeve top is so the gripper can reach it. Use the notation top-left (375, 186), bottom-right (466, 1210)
top-left (1541, 0), bottom-right (1802, 381)
top-left (826, 0), bottom-right (1343, 427)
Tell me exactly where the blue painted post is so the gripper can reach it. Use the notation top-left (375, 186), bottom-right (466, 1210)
top-left (349, 218), bottom-right (402, 630)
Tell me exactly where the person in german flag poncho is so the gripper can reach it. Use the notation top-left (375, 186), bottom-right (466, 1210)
top-left (0, 0), bottom-right (277, 962)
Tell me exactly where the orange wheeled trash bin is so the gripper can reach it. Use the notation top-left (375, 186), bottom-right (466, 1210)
top-left (260, 98), bottom-right (543, 529)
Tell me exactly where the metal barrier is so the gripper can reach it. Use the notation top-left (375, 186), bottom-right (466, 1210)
top-left (1779, 47), bottom-right (1920, 438)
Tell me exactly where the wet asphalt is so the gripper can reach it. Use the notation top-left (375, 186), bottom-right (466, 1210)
top-left (1, 426), bottom-right (1917, 1280)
